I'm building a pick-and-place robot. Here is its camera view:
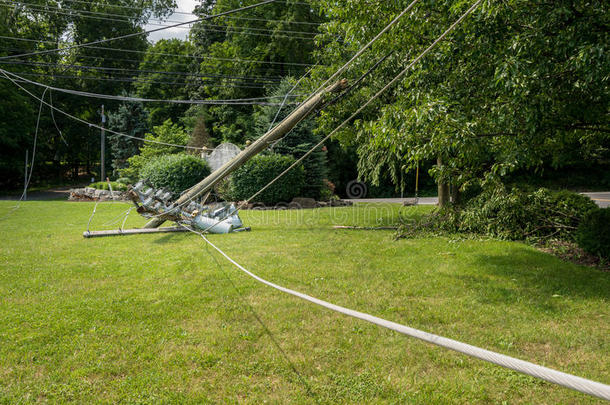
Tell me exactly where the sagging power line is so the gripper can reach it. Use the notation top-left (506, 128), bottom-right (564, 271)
top-left (0, 68), bottom-right (213, 151)
top-left (2, 72), bottom-right (300, 106)
top-left (0, 36), bottom-right (321, 67)
top-left (0, 0), bottom-right (276, 61)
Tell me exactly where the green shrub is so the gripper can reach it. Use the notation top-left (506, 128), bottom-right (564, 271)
top-left (230, 154), bottom-right (305, 205)
top-left (459, 187), bottom-right (596, 241)
top-left (119, 119), bottom-right (190, 182)
top-left (115, 177), bottom-right (131, 185)
top-left (139, 154), bottom-right (210, 198)
top-left (397, 186), bottom-right (597, 242)
top-left (576, 208), bottom-right (610, 259)
top-left (88, 181), bottom-right (127, 191)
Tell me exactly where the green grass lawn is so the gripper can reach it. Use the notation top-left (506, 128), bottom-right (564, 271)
top-left (0, 201), bottom-right (608, 404)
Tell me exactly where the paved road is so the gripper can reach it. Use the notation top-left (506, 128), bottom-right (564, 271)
top-left (346, 197), bottom-right (438, 205)
top-left (581, 192), bottom-right (610, 208)
top-left (348, 192), bottom-right (610, 208)
top-left (0, 186), bottom-right (74, 201)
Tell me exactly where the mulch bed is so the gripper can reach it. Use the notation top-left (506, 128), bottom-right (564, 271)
top-left (538, 240), bottom-right (609, 272)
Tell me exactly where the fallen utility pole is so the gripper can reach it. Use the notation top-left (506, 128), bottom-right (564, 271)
top-left (142, 79), bottom-right (347, 229)
top-left (83, 226), bottom-right (189, 238)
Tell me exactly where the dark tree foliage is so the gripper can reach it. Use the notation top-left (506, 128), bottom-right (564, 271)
top-left (313, 0), bottom-right (609, 193)
top-left (254, 78), bottom-right (328, 199)
top-left (135, 39), bottom-right (196, 126)
top-left (0, 0), bottom-right (176, 189)
top-left (107, 100), bottom-right (149, 177)
top-left (189, 0), bottom-right (324, 145)
top-left (577, 208), bottom-right (610, 259)
top-left (0, 80), bottom-right (34, 188)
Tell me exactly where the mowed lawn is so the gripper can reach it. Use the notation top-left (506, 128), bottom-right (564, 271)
top-left (0, 201), bottom-right (608, 404)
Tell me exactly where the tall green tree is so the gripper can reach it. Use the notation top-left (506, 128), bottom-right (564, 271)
top-left (107, 99), bottom-right (149, 177)
top-left (312, 0), bottom-right (609, 197)
top-left (189, 0), bottom-right (324, 145)
top-left (135, 39), bottom-right (196, 126)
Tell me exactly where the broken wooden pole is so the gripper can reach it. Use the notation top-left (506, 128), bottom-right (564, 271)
top-left (143, 79), bottom-right (348, 229)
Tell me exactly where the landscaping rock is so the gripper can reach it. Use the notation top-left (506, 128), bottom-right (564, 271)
top-left (69, 187), bottom-right (129, 202)
top-left (291, 197), bottom-right (317, 209)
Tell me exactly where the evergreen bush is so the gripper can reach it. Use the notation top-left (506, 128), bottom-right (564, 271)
top-left (140, 154), bottom-right (210, 198)
top-left (576, 208), bottom-right (610, 259)
top-left (230, 154), bottom-right (305, 205)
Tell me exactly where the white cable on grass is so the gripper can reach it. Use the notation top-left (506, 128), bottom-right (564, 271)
top-left (197, 232), bottom-right (610, 401)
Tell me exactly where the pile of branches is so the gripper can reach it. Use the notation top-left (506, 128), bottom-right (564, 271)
top-left (397, 186), bottom-right (598, 243)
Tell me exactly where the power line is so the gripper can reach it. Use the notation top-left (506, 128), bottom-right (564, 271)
top-left (0, 60), bottom-right (284, 83)
top-left (9, 71), bottom-right (271, 89)
top-left (0, 36), bottom-right (320, 67)
top-left (4, 73), bottom-right (299, 106)
top-left (0, 59), bottom-right (305, 91)
top-left (1, 2), bottom-right (321, 38)
top-left (0, 67), bottom-right (213, 151)
top-left (0, 0), bottom-right (276, 60)
top-left (56, 0), bottom-right (315, 14)
top-left (6, 1), bottom-right (322, 34)
top-left (206, 15), bottom-right (322, 26)
top-left (59, 51), bottom-right (304, 75)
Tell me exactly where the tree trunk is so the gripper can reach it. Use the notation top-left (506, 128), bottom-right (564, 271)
top-left (450, 184), bottom-right (460, 205)
top-left (437, 156), bottom-right (450, 207)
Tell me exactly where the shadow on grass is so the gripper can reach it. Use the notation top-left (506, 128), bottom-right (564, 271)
top-left (151, 232), bottom-right (191, 245)
top-left (204, 243), bottom-right (319, 402)
top-left (467, 245), bottom-right (610, 303)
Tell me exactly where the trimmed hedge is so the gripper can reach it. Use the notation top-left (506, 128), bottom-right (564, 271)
top-left (140, 154), bottom-right (210, 198)
top-left (230, 154), bottom-right (305, 205)
top-left (576, 208), bottom-right (610, 259)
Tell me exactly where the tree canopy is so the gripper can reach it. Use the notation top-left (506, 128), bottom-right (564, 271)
top-left (1, 0), bottom-right (607, 199)
top-left (312, 0), bottom-right (609, 193)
